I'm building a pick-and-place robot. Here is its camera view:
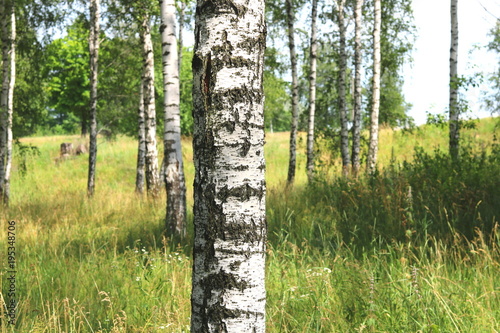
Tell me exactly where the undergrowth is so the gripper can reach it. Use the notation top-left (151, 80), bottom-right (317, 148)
top-left (0, 119), bottom-right (499, 332)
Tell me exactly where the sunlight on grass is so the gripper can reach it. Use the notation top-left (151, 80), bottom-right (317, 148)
top-left (0, 118), bottom-right (498, 332)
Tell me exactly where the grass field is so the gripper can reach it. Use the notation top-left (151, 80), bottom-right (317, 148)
top-left (0, 118), bottom-right (499, 332)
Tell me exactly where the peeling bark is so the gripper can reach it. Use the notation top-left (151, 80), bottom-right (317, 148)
top-left (191, 1), bottom-right (267, 331)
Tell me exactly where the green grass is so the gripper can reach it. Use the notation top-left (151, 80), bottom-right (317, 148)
top-left (0, 118), bottom-right (499, 332)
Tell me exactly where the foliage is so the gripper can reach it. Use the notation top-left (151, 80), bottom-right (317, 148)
top-left (13, 139), bottom-right (40, 177)
top-left (43, 15), bottom-right (91, 135)
top-left (180, 47), bottom-right (194, 135)
top-left (364, 0), bottom-right (416, 128)
top-left (485, 20), bottom-right (500, 116)
top-left (11, 5), bottom-right (53, 137)
top-left (264, 47), bottom-right (291, 132)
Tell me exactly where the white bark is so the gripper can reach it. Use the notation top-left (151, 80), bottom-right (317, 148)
top-left (352, 0), bottom-right (364, 176)
top-left (449, 0), bottom-right (459, 160)
top-left (306, 0), bottom-right (318, 183)
top-left (367, 0), bottom-right (381, 174)
top-left (0, 2), bottom-right (14, 205)
top-left (286, 0), bottom-right (299, 186)
top-left (160, 0), bottom-right (187, 237)
top-left (87, 0), bottom-right (100, 197)
top-left (136, 83), bottom-right (146, 194)
top-left (177, 0), bottom-right (185, 75)
top-left (337, 0), bottom-right (350, 176)
top-left (191, 1), bottom-right (267, 331)
top-left (140, 14), bottom-right (160, 197)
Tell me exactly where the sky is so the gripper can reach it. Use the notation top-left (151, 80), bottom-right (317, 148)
top-left (404, 0), bottom-right (500, 125)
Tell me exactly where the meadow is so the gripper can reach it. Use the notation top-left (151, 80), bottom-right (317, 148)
top-left (0, 118), bottom-right (499, 332)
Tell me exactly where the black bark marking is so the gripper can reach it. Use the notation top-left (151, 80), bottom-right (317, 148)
top-left (217, 183), bottom-right (264, 202)
top-left (198, 0), bottom-right (246, 17)
top-left (240, 138), bottom-right (251, 157)
top-left (203, 53), bottom-right (212, 95)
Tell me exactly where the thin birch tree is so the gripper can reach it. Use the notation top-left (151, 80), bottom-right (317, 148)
top-left (367, 0), bottom-right (381, 174)
top-left (286, 0), bottom-right (299, 186)
top-left (140, 11), bottom-right (160, 197)
top-left (306, 0), bottom-right (318, 183)
top-left (160, 0), bottom-right (186, 237)
top-left (449, 0), bottom-right (459, 160)
top-left (351, 0), bottom-right (364, 176)
top-left (0, 0), bottom-right (15, 205)
top-left (136, 82), bottom-right (146, 193)
top-left (337, 0), bottom-right (350, 175)
top-left (177, 0), bottom-right (185, 74)
top-left (87, 0), bottom-right (100, 197)
top-left (190, 1), bottom-right (267, 331)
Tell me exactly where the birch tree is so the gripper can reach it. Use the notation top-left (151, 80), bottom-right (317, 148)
top-left (177, 0), bottom-right (185, 74)
top-left (190, 1), bottom-right (267, 331)
top-left (136, 83), bottom-right (146, 194)
top-left (87, 0), bottom-right (100, 197)
top-left (449, 0), bottom-right (459, 160)
top-left (0, 0), bottom-right (15, 205)
top-left (337, 0), bottom-right (350, 175)
top-left (140, 11), bottom-right (160, 197)
top-left (306, 0), bottom-right (318, 183)
top-left (351, 0), bottom-right (363, 176)
top-left (160, 0), bottom-right (186, 237)
top-left (367, 0), bottom-right (381, 174)
top-left (285, 0), bottom-right (299, 186)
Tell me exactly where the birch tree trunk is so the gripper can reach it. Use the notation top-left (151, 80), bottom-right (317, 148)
top-left (351, 0), bottom-right (364, 177)
top-left (160, 0), bottom-right (187, 237)
top-left (367, 0), bottom-right (381, 174)
top-left (177, 0), bottom-right (185, 74)
top-left (87, 0), bottom-right (100, 197)
top-left (190, 1), bottom-right (267, 331)
top-left (0, 1), bottom-right (14, 205)
top-left (136, 83), bottom-right (146, 194)
top-left (286, 0), bottom-right (299, 187)
top-left (337, 0), bottom-right (350, 176)
top-left (306, 0), bottom-right (318, 183)
top-left (449, 0), bottom-right (459, 160)
top-left (0, 0), bottom-right (8, 203)
top-left (140, 14), bottom-right (160, 197)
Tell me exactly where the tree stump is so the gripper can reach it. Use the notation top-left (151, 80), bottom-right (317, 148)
top-left (60, 143), bottom-right (73, 156)
top-left (75, 144), bottom-right (87, 155)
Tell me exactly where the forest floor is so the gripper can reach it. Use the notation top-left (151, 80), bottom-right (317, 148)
top-left (0, 117), bottom-right (499, 332)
